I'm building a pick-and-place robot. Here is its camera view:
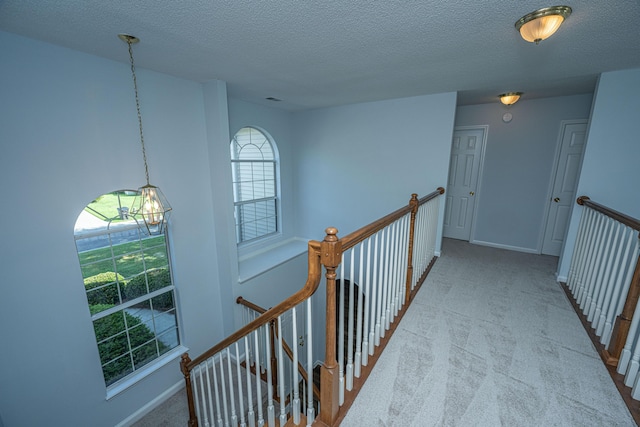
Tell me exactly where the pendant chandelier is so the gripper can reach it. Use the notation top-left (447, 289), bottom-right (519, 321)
top-left (119, 34), bottom-right (172, 234)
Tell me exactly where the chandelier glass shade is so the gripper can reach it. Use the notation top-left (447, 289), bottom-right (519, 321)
top-left (499, 92), bottom-right (523, 105)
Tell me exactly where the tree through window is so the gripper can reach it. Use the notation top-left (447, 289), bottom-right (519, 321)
top-left (230, 127), bottom-right (279, 243)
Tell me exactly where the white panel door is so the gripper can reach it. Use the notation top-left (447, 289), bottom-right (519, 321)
top-left (443, 127), bottom-right (485, 241)
top-left (541, 121), bottom-right (588, 256)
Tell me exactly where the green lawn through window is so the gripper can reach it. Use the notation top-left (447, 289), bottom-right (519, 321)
top-left (78, 236), bottom-right (168, 279)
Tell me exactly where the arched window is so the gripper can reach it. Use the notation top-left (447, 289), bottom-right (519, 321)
top-left (230, 127), bottom-right (279, 243)
top-left (74, 190), bottom-right (180, 391)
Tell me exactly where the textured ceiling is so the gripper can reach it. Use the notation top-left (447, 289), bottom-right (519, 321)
top-left (1, 0), bottom-right (639, 111)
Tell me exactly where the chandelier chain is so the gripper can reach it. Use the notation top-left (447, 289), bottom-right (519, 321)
top-left (127, 40), bottom-right (151, 186)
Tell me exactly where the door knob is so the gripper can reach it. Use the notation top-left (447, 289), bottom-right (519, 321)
top-left (469, 191), bottom-right (475, 196)
top-left (554, 197), bottom-right (560, 203)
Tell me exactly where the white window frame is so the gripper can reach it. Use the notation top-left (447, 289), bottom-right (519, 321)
top-left (230, 126), bottom-right (281, 247)
top-left (74, 191), bottom-right (184, 397)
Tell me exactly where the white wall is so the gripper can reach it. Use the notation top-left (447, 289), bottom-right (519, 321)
top-left (558, 68), bottom-right (640, 279)
top-left (292, 93), bottom-right (457, 245)
top-left (0, 31), bottom-right (226, 426)
top-left (226, 99), bottom-right (310, 323)
top-left (454, 94), bottom-right (593, 252)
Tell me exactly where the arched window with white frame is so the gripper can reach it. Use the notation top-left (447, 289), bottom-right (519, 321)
top-left (73, 190), bottom-right (181, 394)
top-left (230, 127), bottom-right (279, 244)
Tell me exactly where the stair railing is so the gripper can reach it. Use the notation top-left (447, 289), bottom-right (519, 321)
top-left (180, 187), bottom-right (445, 426)
top-left (319, 188), bottom-right (444, 426)
top-left (236, 297), bottom-right (321, 405)
top-left (181, 243), bottom-right (323, 427)
top-left (565, 195), bottom-right (640, 397)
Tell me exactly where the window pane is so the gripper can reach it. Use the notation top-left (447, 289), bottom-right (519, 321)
top-left (74, 191), bottom-right (180, 388)
top-left (230, 128), bottom-right (278, 243)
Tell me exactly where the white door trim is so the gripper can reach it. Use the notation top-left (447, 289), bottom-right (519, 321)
top-left (450, 125), bottom-right (489, 243)
top-left (538, 119), bottom-right (588, 254)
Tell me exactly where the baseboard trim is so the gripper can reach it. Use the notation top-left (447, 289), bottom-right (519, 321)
top-left (470, 239), bottom-right (538, 254)
top-left (116, 380), bottom-right (184, 427)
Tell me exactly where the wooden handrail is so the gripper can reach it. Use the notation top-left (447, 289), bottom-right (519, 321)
top-left (575, 195), bottom-right (640, 366)
top-left (182, 239), bottom-right (323, 370)
top-left (236, 296), bottom-right (268, 314)
top-left (340, 187), bottom-right (444, 251)
top-left (577, 196), bottom-right (640, 232)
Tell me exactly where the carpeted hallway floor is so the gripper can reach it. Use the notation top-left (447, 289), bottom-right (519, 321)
top-left (341, 238), bottom-right (635, 426)
top-left (134, 238), bottom-right (636, 426)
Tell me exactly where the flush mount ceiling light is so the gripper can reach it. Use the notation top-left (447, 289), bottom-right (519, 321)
top-left (499, 92), bottom-right (523, 105)
top-left (119, 34), bottom-right (172, 235)
top-left (515, 6), bottom-right (572, 44)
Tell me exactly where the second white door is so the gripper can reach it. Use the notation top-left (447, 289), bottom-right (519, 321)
top-left (443, 127), bottom-right (486, 241)
top-left (541, 120), bottom-right (588, 256)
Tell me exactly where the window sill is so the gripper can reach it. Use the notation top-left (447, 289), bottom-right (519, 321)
top-left (238, 237), bottom-right (309, 283)
top-left (105, 345), bottom-right (188, 400)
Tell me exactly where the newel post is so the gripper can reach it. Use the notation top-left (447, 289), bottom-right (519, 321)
top-left (606, 247), bottom-right (640, 365)
top-left (180, 353), bottom-right (198, 427)
top-left (319, 227), bottom-right (342, 426)
top-left (404, 194), bottom-right (419, 305)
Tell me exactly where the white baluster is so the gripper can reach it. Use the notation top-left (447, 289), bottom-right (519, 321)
top-left (291, 306), bottom-right (301, 424)
top-left (234, 343), bottom-right (247, 427)
top-left (355, 242), bottom-right (364, 377)
top-left (210, 357), bottom-right (223, 427)
top-left (264, 324), bottom-right (275, 427)
top-left (363, 237), bottom-right (373, 362)
top-left (389, 221), bottom-right (399, 321)
top-left (193, 366), bottom-right (205, 427)
top-left (338, 261), bottom-right (345, 405)
top-left (244, 336), bottom-right (255, 427)
top-left (199, 366), bottom-right (212, 427)
top-left (306, 298), bottom-right (315, 426)
top-left (277, 316), bottom-right (287, 426)
top-left (379, 228), bottom-right (388, 338)
top-left (373, 232), bottom-right (381, 348)
top-left (253, 330), bottom-right (264, 427)
top-left (398, 215), bottom-right (409, 307)
top-left (346, 249), bottom-right (355, 391)
top-left (224, 348), bottom-right (237, 426)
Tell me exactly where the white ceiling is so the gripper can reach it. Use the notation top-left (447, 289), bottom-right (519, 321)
top-left (1, 0), bottom-right (639, 111)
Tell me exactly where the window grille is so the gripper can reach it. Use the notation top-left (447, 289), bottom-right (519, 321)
top-left (230, 127), bottom-right (279, 243)
top-left (74, 190), bottom-right (180, 387)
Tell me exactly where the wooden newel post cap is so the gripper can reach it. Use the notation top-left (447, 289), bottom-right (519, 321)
top-left (180, 353), bottom-right (191, 376)
top-left (438, 187), bottom-right (445, 194)
top-left (577, 196), bottom-right (590, 205)
top-left (324, 227), bottom-right (338, 242)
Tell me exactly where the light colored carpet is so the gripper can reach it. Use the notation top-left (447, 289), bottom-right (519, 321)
top-left (132, 388), bottom-right (188, 427)
top-left (341, 238), bottom-right (635, 426)
top-left (134, 238), bottom-right (635, 426)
